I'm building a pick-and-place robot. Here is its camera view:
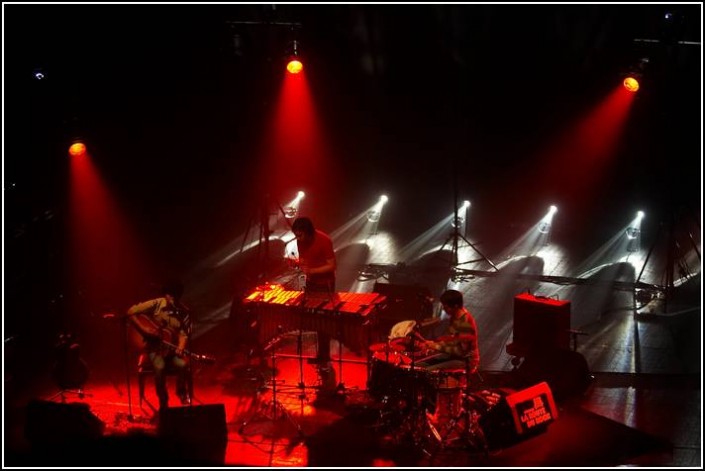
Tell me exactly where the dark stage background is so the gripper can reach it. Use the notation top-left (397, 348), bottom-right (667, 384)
top-left (4, 4), bottom-right (702, 378)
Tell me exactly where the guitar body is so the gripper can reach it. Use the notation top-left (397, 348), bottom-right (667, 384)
top-left (128, 313), bottom-right (216, 365)
top-left (129, 313), bottom-right (181, 356)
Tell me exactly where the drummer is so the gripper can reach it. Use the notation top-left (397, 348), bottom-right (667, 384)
top-left (416, 289), bottom-right (480, 374)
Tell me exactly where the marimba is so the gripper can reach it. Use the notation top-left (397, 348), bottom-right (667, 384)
top-left (243, 283), bottom-right (386, 353)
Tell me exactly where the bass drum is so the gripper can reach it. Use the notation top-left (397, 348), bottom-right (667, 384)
top-left (367, 353), bottom-right (436, 411)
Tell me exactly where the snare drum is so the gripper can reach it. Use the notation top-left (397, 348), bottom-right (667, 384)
top-left (424, 368), bottom-right (467, 422)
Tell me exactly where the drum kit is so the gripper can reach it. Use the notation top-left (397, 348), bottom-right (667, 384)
top-left (366, 321), bottom-right (490, 455)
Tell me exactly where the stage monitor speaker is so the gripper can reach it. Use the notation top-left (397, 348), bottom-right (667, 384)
top-left (513, 293), bottom-right (571, 352)
top-left (479, 382), bottom-right (557, 448)
top-left (515, 348), bottom-right (592, 401)
top-left (158, 404), bottom-right (228, 465)
top-left (25, 399), bottom-right (105, 444)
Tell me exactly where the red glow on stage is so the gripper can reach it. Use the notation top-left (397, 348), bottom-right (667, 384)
top-left (68, 150), bottom-right (151, 314)
top-left (572, 85), bottom-right (634, 165)
top-left (527, 84), bottom-right (635, 221)
top-left (258, 67), bottom-right (336, 211)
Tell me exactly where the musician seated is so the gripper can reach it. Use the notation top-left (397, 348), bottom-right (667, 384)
top-left (127, 280), bottom-right (193, 411)
top-left (415, 289), bottom-right (480, 374)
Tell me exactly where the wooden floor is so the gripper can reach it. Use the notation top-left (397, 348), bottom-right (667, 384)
top-left (4, 240), bottom-right (701, 467)
top-left (4, 298), bottom-right (700, 467)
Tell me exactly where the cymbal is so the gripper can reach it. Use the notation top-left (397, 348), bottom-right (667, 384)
top-left (369, 342), bottom-right (402, 353)
top-left (436, 334), bottom-right (474, 343)
top-left (371, 350), bottom-right (411, 366)
top-left (390, 337), bottom-right (426, 353)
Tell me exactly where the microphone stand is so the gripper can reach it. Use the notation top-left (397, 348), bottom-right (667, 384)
top-left (239, 325), bottom-right (305, 439)
top-left (122, 314), bottom-right (136, 422)
top-left (296, 291), bottom-right (308, 399)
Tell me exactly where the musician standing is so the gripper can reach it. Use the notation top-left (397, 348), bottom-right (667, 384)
top-left (292, 217), bottom-right (337, 367)
top-left (127, 280), bottom-right (192, 411)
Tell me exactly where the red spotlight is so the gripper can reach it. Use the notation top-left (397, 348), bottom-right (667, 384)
top-left (622, 76), bottom-right (640, 93)
top-left (69, 142), bottom-right (87, 157)
top-left (286, 39), bottom-right (304, 74)
top-left (287, 59), bottom-right (303, 74)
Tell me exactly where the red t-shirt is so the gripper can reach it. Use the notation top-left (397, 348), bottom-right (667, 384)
top-left (297, 229), bottom-right (336, 292)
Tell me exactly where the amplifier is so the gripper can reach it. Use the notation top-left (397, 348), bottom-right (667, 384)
top-left (512, 293), bottom-right (570, 353)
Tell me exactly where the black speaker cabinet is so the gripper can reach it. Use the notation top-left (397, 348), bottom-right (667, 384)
top-left (513, 293), bottom-right (571, 352)
top-left (25, 399), bottom-right (105, 446)
top-left (516, 348), bottom-right (592, 401)
top-left (158, 404), bottom-right (228, 465)
top-left (479, 382), bottom-right (558, 448)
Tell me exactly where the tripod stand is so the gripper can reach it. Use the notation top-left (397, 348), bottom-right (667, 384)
top-left (47, 333), bottom-right (93, 404)
top-left (239, 328), bottom-right (305, 439)
top-left (438, 181), bottom-right (498, 277)
top-left (635, 207), bottom-right (701, 314)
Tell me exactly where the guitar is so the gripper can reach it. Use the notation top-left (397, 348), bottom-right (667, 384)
top-left (128, 313), bottom-right (216, 365)
top-left (154, 337), bottom-right (216, 365)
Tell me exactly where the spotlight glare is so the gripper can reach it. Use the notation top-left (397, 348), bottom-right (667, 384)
top-left (380, 195), bottom-right (388, 204)
top-left (287, 59), bottom-right (303, 74)
top-left (68, 142), bottom-right (87, 157)
top-left (623, 76), bottom-right (640, 92)
top-left (367, 210), bottom-right (381, 223)
top-left (297, 190), bottom-right (305, 199)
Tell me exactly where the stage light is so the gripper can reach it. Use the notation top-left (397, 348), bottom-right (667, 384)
top-left (625, 210), bottom-right (644, 252)
top-left (68, 142), bottom-right (87, 157)
top-left (626, 210), bottom-right (645, 240)
top-left (623, 76), bottom-right (640, 92)
top-left (286, 40), bottom-right (303, 74)
top-left (537, 205), bottom-right (558, 241)
top-left (622, 57), bottom-right (649, 93)
top-left (367, 210), bottom-right (381, 223)
top-left (287, 59), bottom-right (303, 74)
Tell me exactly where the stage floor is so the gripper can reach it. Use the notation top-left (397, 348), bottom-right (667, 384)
top-left (4, 331), bottom-right (697, 467)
